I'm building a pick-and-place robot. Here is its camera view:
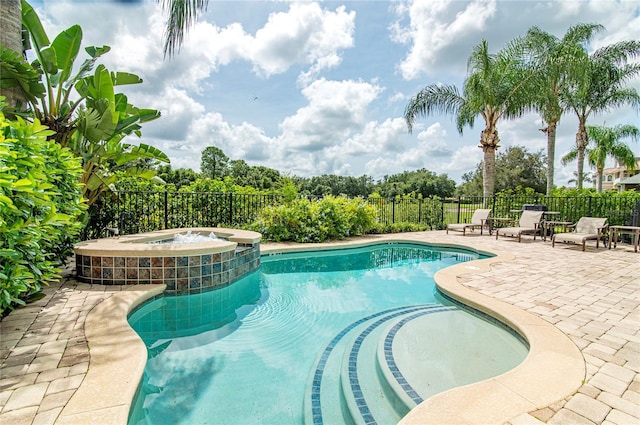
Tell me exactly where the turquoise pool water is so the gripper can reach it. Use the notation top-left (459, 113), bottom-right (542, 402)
top-left (128, 243), bottom-right (527, 425)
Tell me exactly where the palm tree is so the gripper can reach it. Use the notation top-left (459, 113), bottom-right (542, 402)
top-left (561, 39), bottom-right (640, 189)
top-left (566, 171), bottom-right (595, 188)
top-left (158, 0), bottom-right (209, 58)
top-left (405, 39), bottom-right (536, 198)
top-left (586, 124), bottom-right (638, 192)
top-left (0, 0), bottom-right (26, 108)
top-left (524, 23), bottom-right (604, 195)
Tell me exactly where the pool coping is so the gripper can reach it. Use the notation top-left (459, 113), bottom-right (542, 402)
top-left (57, 237), bottom-right (585, 425)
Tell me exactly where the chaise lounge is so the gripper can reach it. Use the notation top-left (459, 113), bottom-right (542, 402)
top-left (552, 217), bottom-right (608, 251)
top-left (495, 210), bottom-right (544, 242)
top-left (446, 208), bottom-right (492, 236)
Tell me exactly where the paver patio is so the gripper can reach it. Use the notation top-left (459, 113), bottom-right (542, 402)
top-left (1, 231), bottom-right (638, 424)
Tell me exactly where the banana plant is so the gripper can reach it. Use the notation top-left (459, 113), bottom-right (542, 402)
top-left (1, 0), bottom-right (169, 207)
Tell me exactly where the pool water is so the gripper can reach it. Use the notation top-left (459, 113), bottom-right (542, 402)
top-left (128, 243), bottom-right (527, 425)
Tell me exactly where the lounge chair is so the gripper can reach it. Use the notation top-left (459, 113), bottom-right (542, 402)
top-left (495, 210), bottom-right (544, 242)
top-left (446, 208), bottom-right (492, 236)
top-left (552, 217), bottom-right (608, 251)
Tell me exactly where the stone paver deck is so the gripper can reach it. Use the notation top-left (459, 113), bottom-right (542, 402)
top-left (1, 231), bottom-right (638, 424)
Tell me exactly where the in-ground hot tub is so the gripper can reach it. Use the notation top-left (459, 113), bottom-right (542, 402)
top-left (73, 227), bottom-right (261, 294)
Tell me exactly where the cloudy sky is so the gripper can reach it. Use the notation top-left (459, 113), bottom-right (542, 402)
top-left (30, 0), bottom-right (640, 185)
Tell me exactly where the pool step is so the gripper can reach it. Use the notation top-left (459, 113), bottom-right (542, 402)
top-left (305, 305), bottom-right (454, 425)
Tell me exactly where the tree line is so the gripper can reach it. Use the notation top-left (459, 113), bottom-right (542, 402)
top-left (151, 144), bottom-right (547, 199)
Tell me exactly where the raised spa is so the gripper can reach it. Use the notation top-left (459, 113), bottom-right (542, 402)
top-left (73, 227), bottom-right (261, 294)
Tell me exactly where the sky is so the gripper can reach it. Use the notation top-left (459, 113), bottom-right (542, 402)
top-left (29, 0), bottom-right (640, 186)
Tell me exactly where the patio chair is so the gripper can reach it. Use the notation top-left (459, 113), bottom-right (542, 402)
top-left (552, 217), bottom-right (608, 251)
top-left (446, 208), bottom-right (492, 236)
top-left (495, 210), bottom-right (544, 242)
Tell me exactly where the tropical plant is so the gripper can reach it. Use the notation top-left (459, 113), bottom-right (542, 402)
top-left (0, 0), bottom-right (169, 207)
top-left (404, 39), bottom-right (536, 198)
top-left (562, 123), bottom-right (639, 192)
top-left (0, 102), bottom-right (85, 313)
top-left (524, 23), bottom-right (605, 195)
top-left (560, 37), bottom-right (640, 189)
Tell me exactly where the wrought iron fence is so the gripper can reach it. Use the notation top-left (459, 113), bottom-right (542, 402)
top-left (83, 191), bottom-right (640, 239)
top-left (445, 195), bottom-right (640, 228)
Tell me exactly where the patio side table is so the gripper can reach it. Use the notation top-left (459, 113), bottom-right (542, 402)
top-left (608, 225), bottom-right (640, 253)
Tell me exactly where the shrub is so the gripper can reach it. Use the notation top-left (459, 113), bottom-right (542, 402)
top-left (367, 222), bottom-right (431, 234)
top-left (0, 110), bottom-right (85, 313)
top-left (248, 195), bottom-right (376, 242)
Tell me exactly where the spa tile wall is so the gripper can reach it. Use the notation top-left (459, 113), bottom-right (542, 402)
top-left (75, 243), bottom-right (260, 294)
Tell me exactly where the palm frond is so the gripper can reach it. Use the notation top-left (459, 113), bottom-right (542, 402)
top-left (160, 0), bottom-right (208, 58)
top-left (404, 84), bottom-right (464, 133)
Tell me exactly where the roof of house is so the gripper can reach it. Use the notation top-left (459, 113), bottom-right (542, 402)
top-left (616, 173), bottom-right (640, 185)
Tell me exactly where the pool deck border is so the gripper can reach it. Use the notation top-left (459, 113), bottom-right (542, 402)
top-left (1, 231), bottom-right (638, 424)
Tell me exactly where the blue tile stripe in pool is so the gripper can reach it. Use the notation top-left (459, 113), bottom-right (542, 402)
top-left (382, 309), bottom-right (455, 406)
top-left (348, 306), bottom-right (455, 425)
top-left (310, 304), bottom-right (453, 425)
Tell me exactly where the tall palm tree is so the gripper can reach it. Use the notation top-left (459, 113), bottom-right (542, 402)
top-left (524, 23), bottom-right (604, 195)
top-left (405, 39), bottom-right (536, 198)
top-left (561, 39), bottom-right (640, 189)
top-left (586, 124), bottom-right (638, 192)
top-left (0, 0), bottom-right (26, 108)
top-left (159, 0), bottom-right (208, 58)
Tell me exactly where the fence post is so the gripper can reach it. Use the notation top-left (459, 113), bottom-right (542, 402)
top-left (418, 199), bottom-right (422, 224)
top-left (457, 196), bottom-right (461, 224)
top-left (588, 197), bottom-right (592, 217)
top-left (228, 193), bottom-right (234, 225)
top-left (163, 191), bottom-right (168, 230)
top-left (392, 199), bottom-right (396, 224)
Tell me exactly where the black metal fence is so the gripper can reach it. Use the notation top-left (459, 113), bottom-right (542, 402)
top-left (83, 191), bottom-right (640, 239)
top-left (446, 195), bottom-right (640, 227)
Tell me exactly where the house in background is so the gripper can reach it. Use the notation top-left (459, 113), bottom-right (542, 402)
top-left (601, 157), bottom-right (640, 192)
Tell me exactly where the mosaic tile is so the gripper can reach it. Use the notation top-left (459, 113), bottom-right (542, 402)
top-left (189, 266), bottom-right (200, 278)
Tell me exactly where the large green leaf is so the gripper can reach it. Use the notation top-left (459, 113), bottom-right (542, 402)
top-left (38, 47), bottom-right (58, 76)
top-left (93, 65), bottom-right (115, 104)
top-left (21, 0), bottom-right (50, 52)
top-left (51, 25), bottom-right (82, 86)
top-left (112, 71), bottom-right (143, 86)
top-left (69, 46), bottom-right (111, 87)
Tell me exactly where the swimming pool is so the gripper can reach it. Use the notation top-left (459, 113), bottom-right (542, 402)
top-left (127, 243), bottom-right (528, 425)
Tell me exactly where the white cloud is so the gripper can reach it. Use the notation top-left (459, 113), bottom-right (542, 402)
top-left (279, 78), bottom-right (383, 151)
top-left (391, 0), bottom-right (497, 80)
top-left (178, 2), bottom-right (355, 85)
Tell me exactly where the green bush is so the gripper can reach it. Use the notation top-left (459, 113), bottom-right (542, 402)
top-left (248, 195), bottom-right (376, 242)
top-left (367, 222), bottom-right (431, 234)
top-left (0, 110), bottom-right (85, 313)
